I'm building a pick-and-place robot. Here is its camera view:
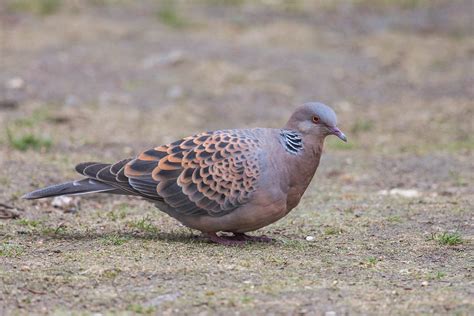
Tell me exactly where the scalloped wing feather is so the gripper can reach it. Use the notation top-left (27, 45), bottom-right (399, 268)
top-left (75, 159), bottom-right (139, 195)
top-left (124, 130), bottom-right (261, 216)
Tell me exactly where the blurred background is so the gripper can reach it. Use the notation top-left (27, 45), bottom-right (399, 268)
top-left (1, 0), bottom-right (472, 152)
top-left (0, 0), bottom-right (472, 314)
top-left (1, 0), bottom-right (472, 199)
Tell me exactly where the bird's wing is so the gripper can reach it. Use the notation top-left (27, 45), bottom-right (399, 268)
top-left (124, 130), bottom-right (262, 216)
top-left (75, 158), bottom-right (139, 195)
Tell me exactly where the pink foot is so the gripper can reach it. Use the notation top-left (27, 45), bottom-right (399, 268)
top-left (204, 233), bottom-right (247, 246)
top-left (231, 233), bottom-right (274, 243)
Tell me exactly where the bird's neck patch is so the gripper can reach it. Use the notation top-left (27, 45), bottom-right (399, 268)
top-left (280, 130), bottom-right (303, 155)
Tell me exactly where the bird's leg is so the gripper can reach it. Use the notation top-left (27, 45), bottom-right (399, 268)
top-left (204, 232), bottom-right (246, 246)
top-left (231, 233), bottom-right (274, 243)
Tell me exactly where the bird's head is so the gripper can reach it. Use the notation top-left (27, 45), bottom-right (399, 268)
top-left (285, 102), bottom-right (347, 142)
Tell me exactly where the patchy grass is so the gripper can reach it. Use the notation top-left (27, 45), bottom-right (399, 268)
top-left (366, 256), bottom-right (378, 267)
top-left (387, 215), bottom-right (403, 223)
top-left (432, 232), bottom-right (463, 246)
top-left (427, 271), bottom-right (446, 280)
top-left (5, 108), bottom-right (53, 151)
top-left (127, 304), bottom-right (155, 315)
top-left (6, 0), bottom-right (61, 15)
top-left (156, 1), bottom-right (189, 28)
top-left (0, 242), bottom-right (24, 257)
top-left (6, 128), bottom-right (52, 151)
top-left (10, 108), bottom-right (51, 128)
top-left (127, 216), bottom-right (160, 234)
top-left (40, 224), bottom-right (68, 236)
top-left (106, 208), bottom-right (128, 221)
top-left (101, 234), bottom-right (130, 246)
top-left (17, 218), bottom-right (41, 229)
top-left (324, 226), bottom-right (342, 235)
top-left (101, 267), bottom-right (122, 279)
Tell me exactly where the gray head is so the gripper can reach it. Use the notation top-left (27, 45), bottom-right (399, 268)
top-left (285, 102), bottom-right (347, 142)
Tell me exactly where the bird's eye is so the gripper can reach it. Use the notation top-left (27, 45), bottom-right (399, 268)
top-left (312, 116), bottom-right (320, 124)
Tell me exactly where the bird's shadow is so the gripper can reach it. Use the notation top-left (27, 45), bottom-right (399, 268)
top-left (26, 229), bottom-right (204, 245)
top-left (25, 229), bottom-right (283, 247)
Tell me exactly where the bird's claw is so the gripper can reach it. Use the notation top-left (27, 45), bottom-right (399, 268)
top-left (204, 233), bottom-right (247, 246)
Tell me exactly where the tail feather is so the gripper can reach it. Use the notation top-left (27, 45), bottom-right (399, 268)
top-left (23, 159), bottom-right (138, 200)
top-left (22, 178), bottom-right (116, 200)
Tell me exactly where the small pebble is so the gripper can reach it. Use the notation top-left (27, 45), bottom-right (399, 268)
top-left (378, 188), bottom-right (421, 198)
top-left (6, 77), bottom-right (24, 89)
top-left (52, 196), bottom-right (73, 208)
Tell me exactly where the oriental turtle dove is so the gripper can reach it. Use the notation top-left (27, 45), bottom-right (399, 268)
top-left (23, 102), bottom-right (347, 245)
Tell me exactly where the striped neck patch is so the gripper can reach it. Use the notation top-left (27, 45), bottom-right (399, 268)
top-left (280, 130), bottom-right (303, 155)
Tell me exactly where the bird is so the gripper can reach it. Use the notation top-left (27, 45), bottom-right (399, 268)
top-left (23, 102), bottom-right (347, 245)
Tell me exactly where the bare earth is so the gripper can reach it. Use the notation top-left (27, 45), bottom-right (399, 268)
top-left (0, 1), bottom-right (473, 315)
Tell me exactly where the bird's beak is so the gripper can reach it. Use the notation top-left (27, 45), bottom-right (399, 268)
top-left (330, 127), bottom-right (347, 142)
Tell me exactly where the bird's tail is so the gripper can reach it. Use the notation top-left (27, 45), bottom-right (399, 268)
top-left (22, 178), bottom-right (116, 200)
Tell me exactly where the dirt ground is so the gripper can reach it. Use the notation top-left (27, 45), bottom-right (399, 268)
top-left (0, 0), bottom-right (473, 315)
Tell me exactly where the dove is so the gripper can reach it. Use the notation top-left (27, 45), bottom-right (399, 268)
top-left (23, 102), bottom-right (347, 245)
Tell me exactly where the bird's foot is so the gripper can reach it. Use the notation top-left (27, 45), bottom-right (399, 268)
top-left (231, 233), bottom-right (274, 243)
top-left (204, 233), bottom-right (247, 246)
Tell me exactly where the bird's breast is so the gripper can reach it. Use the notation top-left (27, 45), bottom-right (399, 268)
top-left (282, 141), bottom-right (323, 212)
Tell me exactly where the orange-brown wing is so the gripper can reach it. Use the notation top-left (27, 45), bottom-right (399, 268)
top-left (124, 130), bottom-right (261, 216)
